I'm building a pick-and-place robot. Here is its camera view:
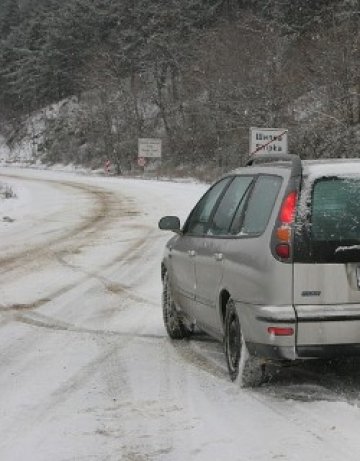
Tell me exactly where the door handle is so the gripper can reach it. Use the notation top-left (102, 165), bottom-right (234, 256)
top-left (188, 250), bottom-right (196, 257)
top-left (214, 252), bottom-right (223, 261)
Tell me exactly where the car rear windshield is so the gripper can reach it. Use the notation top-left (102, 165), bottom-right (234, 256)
top-left (295, 176), bottom-right (360, 263)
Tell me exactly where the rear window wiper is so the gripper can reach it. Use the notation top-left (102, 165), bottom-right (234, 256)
top-left (335, 245), bottom-right (360, 254)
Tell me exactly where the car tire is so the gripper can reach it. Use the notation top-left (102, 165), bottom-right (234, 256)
top-left (162, 272), bottom-right (191, 339)
top-left (224, 299), bottom-right (265, 387)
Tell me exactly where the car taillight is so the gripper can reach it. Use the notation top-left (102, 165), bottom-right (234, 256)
top-left (268, 326), bottom-right (294, 336)
top-left (275, 243), bottom-right (290, 259)
top-left (276, 226), bottom-right (291, 242)
top-left (274, 191), bottom-right (298, 261)
top-left (279, 191), bottom-right (297, 223)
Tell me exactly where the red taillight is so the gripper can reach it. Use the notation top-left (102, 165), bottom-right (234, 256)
top-left (268, 327), bottom-right (294, 336)
top-left (279, 191), bottom-right (297, 224)
top-left (275, 243), bottom-right (290, 259)
top-left (273, 191), bottom-right (298, 261)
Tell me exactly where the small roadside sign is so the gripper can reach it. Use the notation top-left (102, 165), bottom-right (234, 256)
top-left (138, 138), bottom-right (162, 158)
top-left (250, 128), bottom-right (288, 155)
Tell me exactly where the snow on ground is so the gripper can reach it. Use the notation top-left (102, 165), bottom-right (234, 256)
top-left (1, 167), bottom-right (360, 461)
top-left (0, 180), bottom-right (32, 223)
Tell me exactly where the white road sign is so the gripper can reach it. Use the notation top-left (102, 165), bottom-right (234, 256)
top-left (250, 128), bottom-right (288, 155)
top-left (138, 138), bottom-right (162, 158)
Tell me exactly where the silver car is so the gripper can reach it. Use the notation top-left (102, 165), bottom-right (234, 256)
top-left (159, 154), bottom-right (360, 386)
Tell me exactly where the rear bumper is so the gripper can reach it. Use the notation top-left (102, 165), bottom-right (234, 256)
top-left (297, 344), bottom-right (360, 358)
top-left (296, 304), bottom-right (360, 349)
top-left (247, 342), bottom-right (360, 360)
top-left (236, 302), bottom-right (297, 360)
top-left (239, 302), bottom-right (360, 361)
top-left (246, 342), bottom-right (296, 360)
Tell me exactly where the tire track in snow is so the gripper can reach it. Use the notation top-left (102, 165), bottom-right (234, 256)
top-left (0, 174), bottom-right (166, 303)
top-left (0, 175), bottom-right (124, 274)
top-left (0, 226), bottom-right (160, 316)
top-left (14, 311), bottom-right (165, 341)
top-left (0, 174), bottom-right (165, 349)
top-left (0, 172), bottom-right (158, 307)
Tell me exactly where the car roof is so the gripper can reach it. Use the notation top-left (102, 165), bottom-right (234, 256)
top-left (231, 162), bottom-right (291, 174)
top-left (230, 157), bottom-right (360, 180)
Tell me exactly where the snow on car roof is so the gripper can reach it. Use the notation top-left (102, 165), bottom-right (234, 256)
top-left (303, 159), bottom-right (360, 179)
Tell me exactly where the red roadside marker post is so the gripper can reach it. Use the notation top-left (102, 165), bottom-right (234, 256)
top-left (104, 159), bottom-right (111, 175)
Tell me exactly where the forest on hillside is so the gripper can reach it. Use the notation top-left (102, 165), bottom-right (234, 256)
top-left (0, 0), bottom-right (359, 174)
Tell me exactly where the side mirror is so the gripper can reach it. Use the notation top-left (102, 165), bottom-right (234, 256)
top-left (158, 216), bottom-right (181, 233)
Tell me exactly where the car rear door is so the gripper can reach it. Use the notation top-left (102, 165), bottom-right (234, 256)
top-left (293, 175), bottom-right (360, 356)
top-left (193, 175), bottom-right (254, 334)
top-left (170, 177), bottom-right (231, 316)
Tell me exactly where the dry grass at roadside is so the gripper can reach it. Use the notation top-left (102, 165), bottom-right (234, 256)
top-left (0, 183), bottom-right (16, 199)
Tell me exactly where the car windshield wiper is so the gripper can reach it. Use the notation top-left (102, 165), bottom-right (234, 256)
top-left (335, 245), bottom-right (360, 254)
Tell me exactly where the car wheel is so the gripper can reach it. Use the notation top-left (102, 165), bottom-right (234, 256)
top-left (162, 272), bottom-right (190, 339)
top-left (224, 299), bottom-right (265, 387)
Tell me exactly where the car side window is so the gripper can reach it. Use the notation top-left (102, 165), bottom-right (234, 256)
top-left (185, 178), bottom-right (231, 235)
top-left (207, 176), bottom-right (253, 236)
top-left (236, 175), bottom-right (282, 235)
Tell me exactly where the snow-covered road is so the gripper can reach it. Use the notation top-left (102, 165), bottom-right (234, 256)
top-left (1, 168), bottom-right (360, 461)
